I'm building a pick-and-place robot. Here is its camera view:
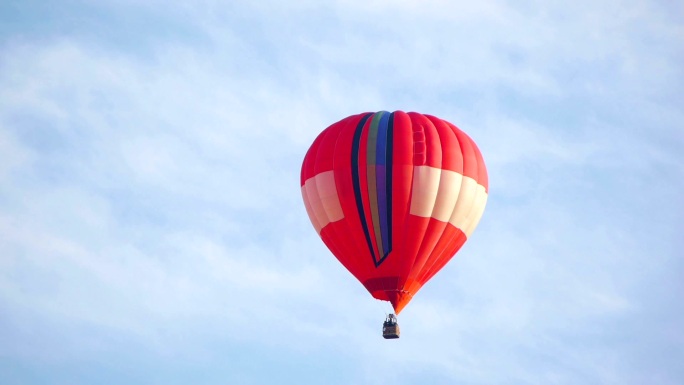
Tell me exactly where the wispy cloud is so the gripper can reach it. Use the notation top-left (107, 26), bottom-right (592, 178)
top-left (1, 1), bottom-right (682, 384)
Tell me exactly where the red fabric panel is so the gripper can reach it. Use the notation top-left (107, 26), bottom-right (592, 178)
top-left (319, 225), bottom-right (361, 282)
top-left (449, 123), bottom-right (477, 182)
top-left (301, 126), bottom-right (326, 185)
top-left (407, 112), bottom-right (442, 168)
top-left (417, 224), bottom-right (468, 286)
top-left (426, 115), bottom-right (463, 173)
top-left (331, 113), bottom-right (375, 282)
top-left (404, 114), bottom-right (444, 284)
top-left (373, 111), bottom-right (412, 288)
top-left (446, 121), bottom-right (488, 190)
top-left (412, 116), bottom-right (464, 278)
top-left (313, 117), bottom-right (367, 282)
top-left (472, 134), bottom-right (489, 192)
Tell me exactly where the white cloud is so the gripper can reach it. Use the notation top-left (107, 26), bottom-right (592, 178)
top-left (0, 0), bottom-right (682, 384)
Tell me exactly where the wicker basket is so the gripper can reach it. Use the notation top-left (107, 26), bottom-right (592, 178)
top-left (383, 324), bottom-right (400, 339)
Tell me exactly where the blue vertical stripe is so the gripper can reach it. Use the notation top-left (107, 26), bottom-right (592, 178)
top-left (375, 112), bottom-right (391, 260)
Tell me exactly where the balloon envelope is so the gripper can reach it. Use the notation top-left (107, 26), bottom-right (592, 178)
top-left (300, 111), bottom-right (488, 314)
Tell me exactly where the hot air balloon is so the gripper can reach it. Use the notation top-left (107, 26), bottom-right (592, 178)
top-left (300, 111), bottom-right (488, 338)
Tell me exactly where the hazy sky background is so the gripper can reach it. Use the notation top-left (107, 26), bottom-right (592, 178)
top-left (1, 1), bottom-right (682, 384)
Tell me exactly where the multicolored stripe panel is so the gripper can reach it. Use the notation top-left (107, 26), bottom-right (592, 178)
top-left (351, 111), bottom-right (394, 267)
top-left (300, 111), bottom-right (488, 314)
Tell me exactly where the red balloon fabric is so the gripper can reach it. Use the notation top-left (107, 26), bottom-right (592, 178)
top-left (301, 111), bottom-right (488, 314)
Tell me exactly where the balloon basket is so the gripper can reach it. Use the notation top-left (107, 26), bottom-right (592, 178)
top-left (382, 314), bottom-right (400, 339)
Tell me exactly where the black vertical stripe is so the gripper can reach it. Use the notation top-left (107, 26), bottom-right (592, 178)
top-left (351, 113), bottom-right (375, 264)
top-left (384, 112), bottom-right (395, 260)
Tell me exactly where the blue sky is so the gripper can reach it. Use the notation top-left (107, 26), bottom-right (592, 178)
top-left (1, 1), bottom-right (682, 384)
